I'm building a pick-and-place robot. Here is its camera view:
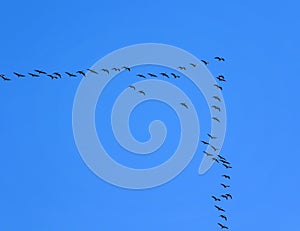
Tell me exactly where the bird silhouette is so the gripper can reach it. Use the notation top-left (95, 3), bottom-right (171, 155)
top-left (87, 69), bottom-right (98, 74)
top-left (212, 105), bottom-right (221, 112)
top-left (65, 72), bottom-right (76, 77)
top-left (222, 174), bottom-right (230, 179)
top-left (13, 72), bottom-right (25, 78)
top-left (203, 151), bottom-right (213, 156)
top-left (171, 73), bottom-right (180, 78)
top-left (34, 70), bottom-right (47, 75)
top-left (122, 66), bottom-right (131, 71)
top-left (180, 102), bottom-right (188, 109)
top-left (214, 84), bottom-right (223, 90)
top-left (223, 164), bottom-right (232, 169)
top-left (225, 193), bottom-right (232, 199)
top-left (220, 183), bottom-right (230, 188)
top-left (215, 56), bottom-right (225, 61)
top-left (190, 63), bottom-right (197, 67)
top-left (215, 205), bottom-right (225, 212)
top-left (76, 71), bottom-right (86, 77)
top-left (220, 159), bottom-right (230, 165)
top-left (212, 196), bottom-right (221, 201)
top-left (201, 60), bottom-right (209, 65)
top-left (212, 96), bottom-right (222, 102)
top-left (212, 117), bottom-right (221, 123)
top-left (217, 76), bottom-right (226, 82)
top-left (137, 74), bottom-right (146, 78)
top-left (28, 73), bottom-right (39, 77)
top-left (201, 141), bottom-right (209, 145)
top-left (0, 75), bottom-right (11, 81)
top-left (219, 215), bottom-right (227, 221)
top-left (217, 223), bottom-right (228, 229)
top-left (101, 68), bottom-right (109, 74)
top-left (221, 194), bottom-right (229, 200)
top-left (47, 74), bottom-right (58, 80)
top-left (53, 72), bottom-right (62, 78)
top-left (208, 133), bottom-right (217, 139)
top-left (178, 66), bottom-right (186, 70)
top-left (218, 155), bottom-right (226, 160)
top-left (212, 157), bottom-right (219, 163)
top-left (138, 90), bottom-right (145, 95)
top-left (160, 72), bottom-right (169, 78)
top-left (112, 67), bottom-right (120, 71)
top-left (129, 85), bottom-right (135, 90)
top-left (210, 145), bottom-right (219, 151)
top-left (148, 73), bottom-right (157, 77)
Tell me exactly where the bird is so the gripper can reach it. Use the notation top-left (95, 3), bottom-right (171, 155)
top-left (215, 56), bottom-right (225, 61)
top-left (214, 84), bottom-right (223, 90)
top-left (225, 193), bottom-right (232, 199)
top-left (148, 73), bottom-right (157, 77)
top-left (221, 194), bottom-right (229, 200)
top-left (220, 159), bottom-right (231, 165)
top-left (53, 72), bottom-right (62, 78)
top-left (201, 141), bottom-right (209, 145)
top-left (180, 102), bottom-right (189, 109)
top-left (34, 69), bottom-right (47, 75)
top-left (122, 66), bottom-right (131, 71)
top-left (212, 117), bottom-right (221, 123)
top-left (208, 133), bottom-right (217, 139)
top-left (160, 72), bottom-right (169, 78)
top-left (178, 66), bottom-right (186, 70)
top-left (190, 63), bottom-right (197, 67)
top-left (203, 151), bottom-right (213, 156)
top-left (28, 73), bottom-right (39, 77)
top-left (112, 67), bottom-right (120, 72)
top-left (212, 105), bottom-right (221, 112)
top-left (0, 75), bottom-right (11, 81)
top-left (217, 76), bottom-right (226, 82)
top-left (222, 175), bottom-right (230, 179)
top-left (219, 215), bottom-right (227, 221)
top-left (65, 72), bottom-right (77, 77)
top-left (137, 74), bottom-right (146, 78)
top-left (220, 183), bottom-right (230, 188)
top-left (129, 85), bottom-right (136, 90)
top-left (217, 223), bottom-right (228, 229)
top-left (223, 164), bottom-right (232, 169)
top-left (210, 145), bottom-right (219, 151)
top-left (212, 196), bottom-right (221, 201)
top-left (171, 73), bottom-right (180, 78)
top-left (218, 155), bottom-right (226, 160)
top-left (138, 90), bottom-right (145, 95)
top-left (87, 68), bottom-right (98, 74)
top-left (212, 96), bottom-right (222, 102)
top-left (13, 72), bottom-right (25, 78)
top-left (76, 71), bottom-right (86, 77)
top-left (212, 157), bottom-right (219, 163)
top-left (101, 68), bottom-right (109, 74)
top-left (47, 74), bottom-right (58, 80)
top-left (201, 60), bottom-right (209, 65)
top-left (215, 205), bottom-right (225, 212)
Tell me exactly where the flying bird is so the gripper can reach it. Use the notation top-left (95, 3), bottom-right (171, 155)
top-left (87, 69), bottom-right (98, 74)
top-left (220, 183), bottom-right (230, 188)
top-left (171, 73), bottom-right (180, 78)
top-left (34, 69), bottom-right (47, 75)
top-left (180, 102), bottom-right (189, 109)
top-left (203, 151), bottom-right (213, 157)
top-left (112, 67), bottom-right (120, 71)
top-left (212, 196), bottom-right (221, 201)
top-left (208, 134), bottom-right (217, 139)
top-left (212, 157), bottom-right (219, 163)
top-left (215, 205), bottom-right (225, 212)
top-left (212, 96), bottom-right (222, 102)
top-left (13, 72), bottom-right (25, 78)
top-left (129, 85), bottom-right (135, 90)
top-left (160, 72), bottom-right (169, 78)
top-left (101, 68), bottom-right (109, 74)
top-left (137, 74), bottom-right (146, 78)
top-left (138, 90), bottom-right (146, 95)
top-left (201, 60), bottom-right (209, 65)
top-left (210, 145), bottom-right (219, 152)
top-left (215, 56), bottom-right (225, 61)
top-left (122, 66), bottom-right (131, 71)
top-left (201, 141), bottom-right (209, 145)
top-left (190, 63), bottom-right (197, 67)
top-left (47, 74), bottom-right (58, 80)
top-left (53, 72), bottom-right (62, 78)
top-left (212, 117), bottom-right (221, 123)
top-left (217, 223), bottom-right (228, 229)
top-left (218, 155), bottom-right (226, 160)
top-left (178, 66), bottom-right (186, 70)
top-left (223, 164), bottom-right (232, 169)
top-left (225, 193), bottom-right (232, 199)
top-left (220, 159), bottom-right (230, 165)
top-left (28, 73), bottom-right (39, 77)
top-left (221, 194), bottom-right (229, 200)
top-left (148, 73), bottom-right (157, 77)
top-left (65, 72), bottom-right (77, 77)
top-left (219, 215), bottom-right (227, 221)
top-left (222, 174), bottom-right (230, 179)
top-left (0, 75), bottom-right (11, 81)
top-left (214, 84), bottom-right (223, 90)
top-left (212, 105), bottom-right (221, 112)
top-left (217, 76), bottom-right (226, 82)
top-left (76, 71), bottom-right (86, 77)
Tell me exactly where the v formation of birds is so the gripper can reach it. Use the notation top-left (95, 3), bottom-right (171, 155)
top-left (1, 56), bottom-right (230, 229)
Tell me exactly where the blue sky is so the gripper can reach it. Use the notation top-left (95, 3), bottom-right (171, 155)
top-left (0, 0), bottom-right (299, 230)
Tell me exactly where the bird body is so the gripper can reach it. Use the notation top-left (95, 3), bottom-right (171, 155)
top-left (215, 56), bottom-right (225, 61)
top-left (208, 133), bottom-right (217, 139)
top-left (217, 223), bottom-right (228, 229)
top-left (171, 73), bottom-right (180, 78)
top-left (212, 196), bottom-right (221, 201)
top-left (122, 66), bottom-right (131, 71)
top-left (180, 102), bottom-right (188, 109)
top-left (178, 66), bottom-right (186, 70)
top-left (203, 151), bottom-right (213, 156)
top-left (77, 71), bottom-right (86, 77)
top-left (53, 72), bottom-right (62, 78)
top-left (1, 75), bottom-right (11, 81)
top-left (138, 90), bottom-right (145, 95)
top-left (215, 205), bottom-right (225, 212)
top-left (129, 85), bottom-right (135, 90)
top-left (201, 60), bottom-right (209, 65)
top-left (65, 72), bottom-right (76, 77)
top-left (214, 84), bottom-right (223, 90)
top-left (221, 183), bottom-right (230, 188)
top-left (160, 72), bottom-right (169, 78)
top-left (201, 140), bottom-right (209, 145)
top-left (148, 73), bottom-right (157, 77)
top-left (190, 63), bottom-right (197, 67)
top-left (210, 145), bottom-right (219, 151)
top-left (212, 117), bottom-right (221, 123)
top-left (101, 68), bottom-right (109, 74)
top-left (226, 193), bottom-right (232, 199)
top-left (222, 174), bottom-right (230, 179)
top-left (213, 96), bottom-right (222, 102)
top-left (212, 105), bottom-right (221, 112)
top-left (87, 69), bottom-right (98, 74)
top-left (219, 215), bottom-right (227, 221)
top-left (34, 70), bottom-right (47, 75)
top-left (112, 67), bottom-right (120, 71)
top-left (13, 72), bottom-right (25, 78)
top-left (28, 73), bottom-right (39, 77)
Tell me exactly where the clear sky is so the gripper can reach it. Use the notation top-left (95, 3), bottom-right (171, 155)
top-left (0, 0), bottom-right (299, 230)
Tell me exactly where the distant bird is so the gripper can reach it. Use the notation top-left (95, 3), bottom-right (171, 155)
top-left (225, 193), bottom-right (232, 199)
top-left (13, 72), bottom-right (25, 78)
top-left (201, 141), bottom-right (209, 145)
top-left (222, 174), bottom-right (230, 179)
top-left (112, 67), bottom-right (120, 71)
top-left (219, 215), bottom-right (227, 221)
top-left (221, 194), bottom-right (229, 200)
top-left (223, 164), bottom-right (232, 169)
top-left (34, 69), bottom-right (47, 75)
top-left (203, 151), bottom-right (213, 157)
top-left (208, 134), bottom-right (217, 139)
top-left (65, 72), bottom-right (76, 77)
top-left (215, 205), bottom-right (225, 212)
top-left (221, 183), bottom-right (230, 188)
top-left (87, 68), bottom-right (98, 74)
top-left (180, 102), bottom-right (189, 109)
top-left (160, 72), bottom-right (169, 78)
top-left (137, 74), bottom-right (146, 78)
top-left (218, 155), bottom-right (226, 160)
top-left (215, 56), bottom-right (225, 61)
top-left (47, 74), bottom-right (58, 80)
top-left (101, 68), bottom-right (109, 74)
top-left (53, 72), bottom-right (62, 78)
top-left (212, 105), bottom-right (221, 112)
top-left (217, 223), bottom-right (228, 229)
top-left (138, 90), bottom-right (145, 95)
top-left (148, 73), bottom-right (157, 77)
top-left (190, 63), bottom-right (197, 67)
top-left (212, 117), bottom-right (221, 123)
top-left (122, 66), bottom-right (131, 71)
top-left (212, 196), bottom-right (221, 201)
top-left (217, 76), bottom-right (226, 82)
top-left (210, 145), bottom-right (219, 152)
top-left (171, 73), bottom-right (180, 78)
top-left (214, 84), bottom-right (223, 90)
top-left (129, 85), bottom-right (136, 90)
top-left (212, 157), bottom-right (219, 163)
top-left (0, 75), bottom-right (11, 81)
top-left (28, 73), bottom-right (39, 77)
top-left (212, 96), bottom-right (222, 102)
top-left (76, 71), bottom-right (86, 77)
top-left (178, 66), bottom-right (186, 70)
top-left (220, 159), bottom-right (231, 165)
top-left (201, 60), bottom-right (209, 65)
